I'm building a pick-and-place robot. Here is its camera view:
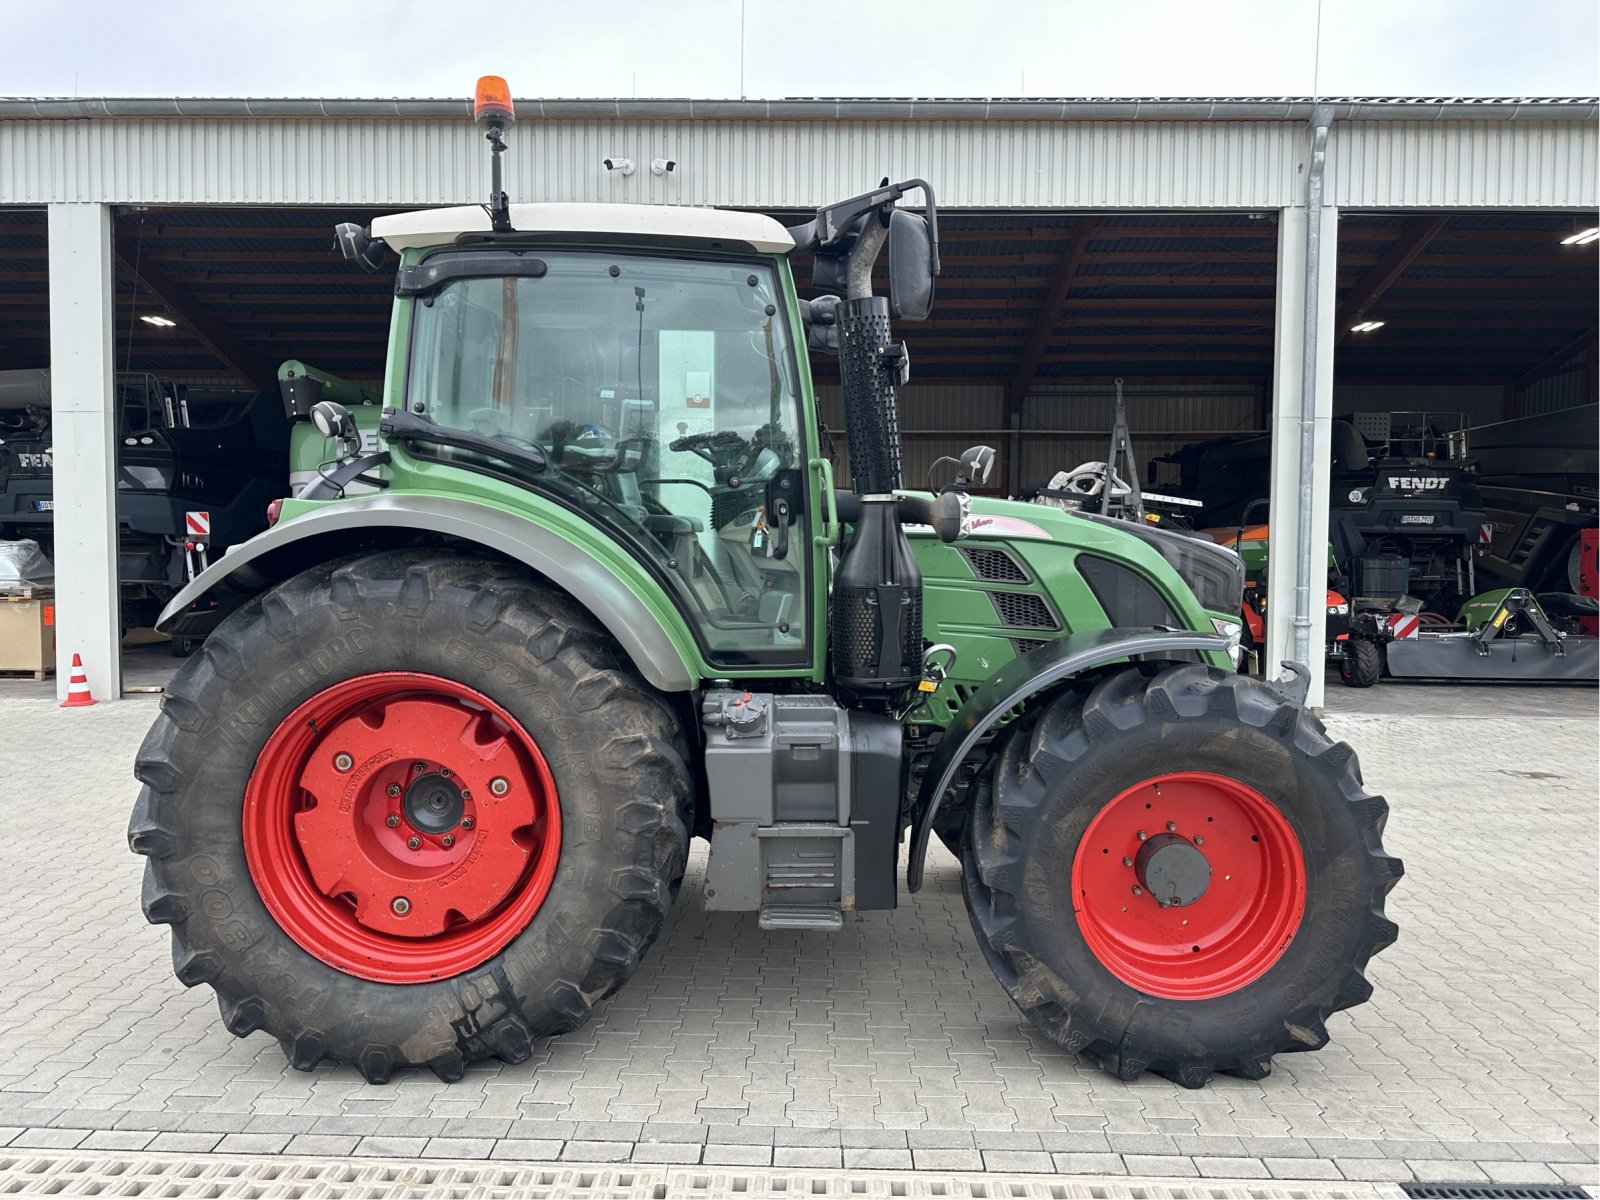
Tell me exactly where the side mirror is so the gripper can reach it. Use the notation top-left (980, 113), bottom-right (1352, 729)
top-left (335, 222), bottom-right (388, 273)
top-left (887, 209), bottom-right (935, 321)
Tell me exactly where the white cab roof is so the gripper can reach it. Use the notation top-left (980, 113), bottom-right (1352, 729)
top-left (371, 203), bottom-right (795, 253)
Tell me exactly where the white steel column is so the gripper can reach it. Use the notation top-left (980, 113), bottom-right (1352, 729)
top-left (1266, 201), bottom-right (1339, 708)
top-left (47, 203), bottom-right (121, 701)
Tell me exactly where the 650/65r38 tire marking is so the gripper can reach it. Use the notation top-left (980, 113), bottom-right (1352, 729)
top-left (243, 671), bottom-right (561, 985)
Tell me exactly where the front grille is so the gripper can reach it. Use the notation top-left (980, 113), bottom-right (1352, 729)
top-left (961, 546), bottom-right (1030, 583)
top-left (989, 590), bottom-right (1060, 630)
top-left (1010, 637), bottom-right (1052, 656)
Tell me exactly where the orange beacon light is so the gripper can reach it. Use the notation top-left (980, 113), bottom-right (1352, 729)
top-left (474, 76), bottom-right (515, 127)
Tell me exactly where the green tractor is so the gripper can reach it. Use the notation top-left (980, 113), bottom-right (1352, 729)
top-left (130, 78), bottom-right (1400, 1089)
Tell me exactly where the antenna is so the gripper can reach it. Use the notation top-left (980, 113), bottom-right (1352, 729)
top-left (740, 0), bottom-right (747, 99)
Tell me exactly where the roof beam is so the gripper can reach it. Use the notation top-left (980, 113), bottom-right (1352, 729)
top-left (1513, 328), bottom-right (1599, 389)
top-left (115, 234), bottom-right (279, 388)
top-left (1006, 218), bottom-right (1099, 413)
top-left (1334, 215), bottom-right (1448, 342)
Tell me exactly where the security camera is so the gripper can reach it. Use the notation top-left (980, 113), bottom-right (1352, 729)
top-left (650, 158), bottom-right (677, 176)
top-left (603, 157), bottom-right (635, 175)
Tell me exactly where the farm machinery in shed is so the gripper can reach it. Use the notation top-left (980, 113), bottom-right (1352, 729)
top-left (129, 77), bottom-right (1400, 1089)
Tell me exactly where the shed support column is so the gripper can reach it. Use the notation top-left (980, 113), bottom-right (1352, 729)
top-left (47, 203), bottom-right (121, 701)
top-left (1266, 200), bottom-right (1339, 709)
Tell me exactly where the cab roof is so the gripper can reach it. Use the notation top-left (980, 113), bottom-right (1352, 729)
top-left (371, 203), bottom-right (796, 254)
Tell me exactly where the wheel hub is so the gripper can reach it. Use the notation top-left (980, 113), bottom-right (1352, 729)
top-left (1134, 833), bottom-right (1210, 907)
top-left (1070, 771), bottom-right (1307, 1000)
top-left (404, 772), bottom-right (465, 834)
top-left (242, 672), bottom-right (562, 984)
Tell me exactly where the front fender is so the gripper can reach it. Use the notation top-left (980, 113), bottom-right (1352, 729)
top-left (156, 493), bottom-right (697, 693)
top-left (906, 627), bottom-right (1230, 892)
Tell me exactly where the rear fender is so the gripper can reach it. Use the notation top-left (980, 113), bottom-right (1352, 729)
top-left (155, 493), bottom-right (697, 692)
top-left (907, 627), bottom-right (1229, 892)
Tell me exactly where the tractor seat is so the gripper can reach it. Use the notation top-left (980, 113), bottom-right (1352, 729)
top-left (1537, 592), bottom-right (1599, 619)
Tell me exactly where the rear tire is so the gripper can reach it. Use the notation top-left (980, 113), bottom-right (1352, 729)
top-left (962, 663), bottom-right (1401, 1087)
top-left (130, 550), bottom-right (692, 1083)
top-left (1339, 638), bottom-right (1381, 688)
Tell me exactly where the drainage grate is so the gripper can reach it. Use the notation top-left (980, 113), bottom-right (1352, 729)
top-left (1401, 1185), bottom-right (1591, 1200)
top-left (0, 1148), bottom-right (1400, 1199)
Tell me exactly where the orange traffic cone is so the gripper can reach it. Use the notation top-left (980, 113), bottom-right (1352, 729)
top-left (60, 653), bottom-right (97, 708)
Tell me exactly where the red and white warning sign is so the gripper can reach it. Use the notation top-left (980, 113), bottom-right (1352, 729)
top-left (1386, 612), bottom-right (1421, 640)
top-left (185, 511), bottom-right (211, 538)
top-left (1478, 522), bottom-right (1495, 545)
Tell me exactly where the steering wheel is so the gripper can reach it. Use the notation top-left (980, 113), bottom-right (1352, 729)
top-left (466, 406), bottom-right (545, 452)
top-left (669, 429), bottom-right (746, 455)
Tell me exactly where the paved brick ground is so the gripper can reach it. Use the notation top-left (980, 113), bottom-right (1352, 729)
top-left (0, 673), bottom-right (1593, 1186)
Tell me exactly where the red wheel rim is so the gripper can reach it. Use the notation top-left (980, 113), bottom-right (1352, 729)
top-left (1069, 771), bottom-right (1305, 1000)
top-left (243, 672), bottom-right (561, 984)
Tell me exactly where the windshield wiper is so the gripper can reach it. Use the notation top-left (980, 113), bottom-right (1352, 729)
top-left (380, 409), bottom-right (548, 472)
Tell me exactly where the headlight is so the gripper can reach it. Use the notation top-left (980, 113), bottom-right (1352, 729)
top-left (1211, 619), bottom-right (1245, 667)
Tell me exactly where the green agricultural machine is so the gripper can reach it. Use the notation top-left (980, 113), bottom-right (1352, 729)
top-left (130, 78), bottom-right (1400, 1089)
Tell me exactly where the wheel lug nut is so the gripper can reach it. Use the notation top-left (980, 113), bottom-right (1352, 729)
top-left (460, 789), bottom-right (471, 800)
top-left (392, 897), bottom-right (411, 916)
top-left (407, 836), bottom-right (421, 850)
top-left (440, 767), bottom-right (452, 778)
top-left (1131, 886), bottom-right (1143, 896)
top-left (1136, 830), bottom-right (1148, 841)
top-left (386, 814), bottom-right (400, 828)
top-left (442, 834), bottom-right (456, 848)
top-left (1166, 821), bottom-right (1178, 832)
top-left (490, 778), bottom-right (510, 797)
top-left (413, 762), bottom-right (426, 773)
top-left (461, 817), bottom-right (475, 830)
top-left (333, 752), bottom-right (354, 772)
top-left (1121, 856), bottom-right (1133, 867)
top-left (1194, 835), bottom-right (1205, 846)
top-left (387, 783), bottom-right (401, 798)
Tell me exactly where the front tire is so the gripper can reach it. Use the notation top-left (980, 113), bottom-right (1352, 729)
top-left (1339, 638), bottom-right (1381, 688)
top-left (962, 664), bottom-right (1401, 1087)
top-left (130, 551), bottom-right (692, 1082)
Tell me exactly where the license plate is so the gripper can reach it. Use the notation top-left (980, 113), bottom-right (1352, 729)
top-left (1399, 514), bottom-right (1435, 525)
top-left (31, 500), bottom-right (53, 512)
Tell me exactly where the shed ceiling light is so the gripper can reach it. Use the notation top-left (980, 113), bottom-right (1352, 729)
top-left (1559, 227), bottom-right (1600, 245)
top-left (1349, 320), bottom-right (1385, 333)
top-left (140, 314), bottom-right (177, 328)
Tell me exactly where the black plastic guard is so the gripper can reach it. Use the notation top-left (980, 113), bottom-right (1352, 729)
top-left (905, 627), bottom-right (1230, 892)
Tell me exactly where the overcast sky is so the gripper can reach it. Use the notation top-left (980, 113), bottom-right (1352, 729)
top-left (3, 0), bottom-right (1596, 100)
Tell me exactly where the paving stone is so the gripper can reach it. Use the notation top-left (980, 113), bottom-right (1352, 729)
top-left (79, 1130), bottom-right (156, 1151)
top-left (1124, 1154), bottom-right (1198, 1176)
top-left (840, 1128), bottom-right (909, 1149)
top-left (845, 1148), bottom-right (914, 1169)
top-left (146, 1132), bottom-right (225, 1154)
top-left (1479, 1160), bottom-right (1564, 1184)
top-left (912, 1149), bottom-right (984, 1171)
top-left (639, 1125), bottom-right (709, 1144)
top-left (981, 1150), bottom-right (1054, 1172)
top-left (774, 1146), bottom-right (843, 1168)
top-left (1264, 1158), bottom-right (1346, 1181)
top-left (420, 1137), bottom-right (496, 1159)
top-left (908, 1129), bottom-right (976, 1149)
top-left (560, 1140), bottom-right (633, 1162)
top-left (1408, 1159), bottom-right (1489, 1182)
top-left (975, 1130), bottom-right (1044, 1151)
top-left (703, 1143), bottom-right (773, 1166)
top-left (214, 1133), bottom-right (291, 1155)
top-left (1193, 1156), bottom-right (1270, 1178)
top-left (352, 1136), bottom-right (428, 1157)
top-left (489, 1139), bottom-right (565, 1160)
top-left (632, 1142), bottom-right (702, 1164)
top-left (1334, 1157), bottom-right (1415, 1181)
top-left (572, 1120), bottom-right (642, 1142)
top-left (284, 1134), bottom-right (362, 1156)
top-left (1052, 1153), bottom-right (1127, 1175)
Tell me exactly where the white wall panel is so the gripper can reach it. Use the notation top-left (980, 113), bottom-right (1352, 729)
top-left (0, 119), bottom-right (1302, 209)
top-left (1328, 121), bottom-right (1599, 209)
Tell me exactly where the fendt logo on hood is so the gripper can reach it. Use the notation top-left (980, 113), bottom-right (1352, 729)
top-left (18, 449), bottom-right (52, 471)
top-left (1386, 475), bottom-right (1449, 491)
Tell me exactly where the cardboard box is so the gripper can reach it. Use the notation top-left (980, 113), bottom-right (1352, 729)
top-left (0, 593), bottom-right (55, 678)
